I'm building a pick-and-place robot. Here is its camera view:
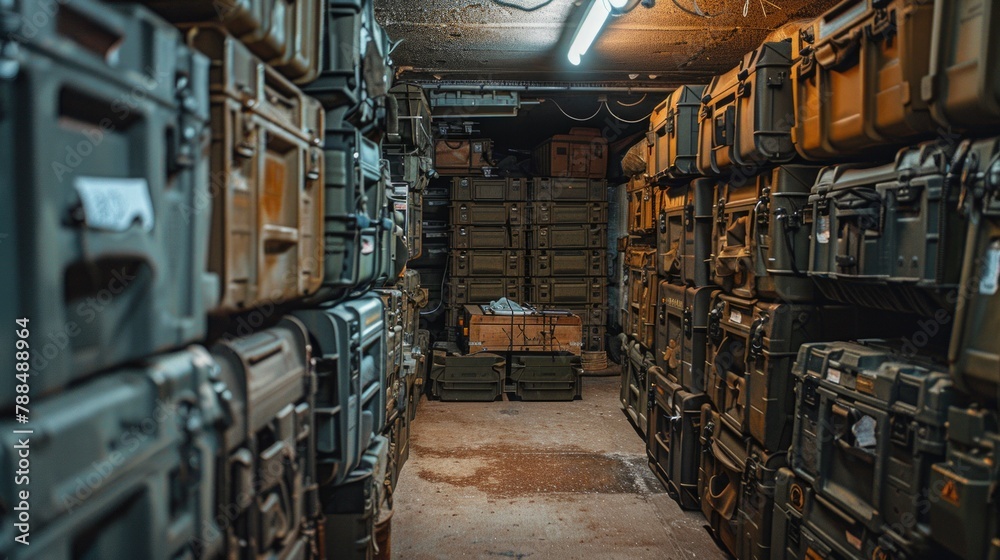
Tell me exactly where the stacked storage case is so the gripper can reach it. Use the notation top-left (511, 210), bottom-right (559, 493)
top-left (623, 10), bottom-right (1000, 559)
top-left (612, 3), bottom-right (1000, 560)
top-left (410, 181), bottom-right (451, 331)
top-left (425, 125), bottom-right (609, 401)
top-left (447, 177), bottom-right (528, 328)
top-left (619, 173), bottom-right (659, 436)
top-left (0, 0), bottom-right (215, 407)
top-left (0, 0), bottom-right (429, 557)
top-left (639, 84), bottom-right (720, 510)
top-left (528, 177), bottom-right (610, 352)
top-left (779, 341), bottom-right (960, 560)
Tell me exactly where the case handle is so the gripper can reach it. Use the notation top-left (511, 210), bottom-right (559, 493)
top-left (814, 29), bottom-right (863, 71)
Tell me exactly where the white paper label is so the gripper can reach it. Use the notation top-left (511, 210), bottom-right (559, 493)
top-left (74, 177), bottom-right (154, 232)
top-left (817, 215), bottom-right (830, 244)
top-left (826, 367), bottom-right (842, 384)
top-left (729, 309), bottom-right (743, 324)
top-left (852, 415), bottom-right (877, 449)
top-left (980, 241), bottom-right (1000, 296)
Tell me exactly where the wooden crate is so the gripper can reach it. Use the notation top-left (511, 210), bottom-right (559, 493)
top-left (460, 304), bottom-right (583, 355)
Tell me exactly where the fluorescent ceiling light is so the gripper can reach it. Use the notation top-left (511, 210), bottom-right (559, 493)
top-left (567, 0), bottom-right (628, 66)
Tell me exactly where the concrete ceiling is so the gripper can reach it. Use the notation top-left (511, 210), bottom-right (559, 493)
top-left (376, 0), bottom-right (840, 87)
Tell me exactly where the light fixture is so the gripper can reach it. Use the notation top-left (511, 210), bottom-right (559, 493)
top-left (567, 0), bottom-right (628, 66)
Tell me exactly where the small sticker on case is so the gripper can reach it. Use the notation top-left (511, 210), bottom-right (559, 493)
top-left (980, 240), bottom-right (1000, 295)
top-left (817, 215), bottom-right (830, 244)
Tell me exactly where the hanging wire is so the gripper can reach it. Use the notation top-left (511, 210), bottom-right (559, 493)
top-left (549, 98), bottom-right (604, 122)
top-left (671, 0), bottom-right (725, 18)
top-left (489, 0), bottom-right (558, 11)
top-left (419, 253), bottom-right (451, 316)
top-left (603, 102), bottom-right (652, 124)
top-left (616, 93), bottom-right (648, 107)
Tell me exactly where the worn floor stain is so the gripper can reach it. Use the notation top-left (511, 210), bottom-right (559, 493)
top-left (413, 444), bottom-right (657, 498)
top-left (390, 376), bottom-right (726, 560)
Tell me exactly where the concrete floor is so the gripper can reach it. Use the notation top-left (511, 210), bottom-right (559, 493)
top-left (390, 375), bottom-right (728, 560)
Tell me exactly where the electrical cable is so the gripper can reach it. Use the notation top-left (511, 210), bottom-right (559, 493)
top-left (603, 102), bottom-right (652, 123)
top-left (671, 0), bottom-right (725, 18)
top-left (549, 98), bottom-right (604, 122)
top-left (616, 93), bottom-right (647, 107)
top-left (419, 253), bottom-right (450, 316)
top-left (489, 0), bottom-right (558, 12)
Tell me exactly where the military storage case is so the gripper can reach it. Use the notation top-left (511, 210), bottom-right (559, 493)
top-left (647, 85), bottom-right (706, 181)
top-left (531, 177), bottom-right (606, 202)
top-left (452, 225), bottom-right (524, 249)
top-left (697, 40), bottom-right (795, 176)
top-left (684, 178), bottom-right (716, 287)
top-left (210, 317), bottom-right (317, 559)
top-left (657, 184), bottom-right (687, 280)
top-left (655, 281), bottom-right (685, 381)
top-left (430, 343), bottom-right (506, 401)
top-left (647, 368), bottom-right (710, 510)
top-left (451, 249), bottom-right (525, 277)
top-left (0, 0), bottom-right (215, 407)
top-left (533, 128), bottom-right (608, 179)
top-left (807, 140), bottom-right (964, 315)
top-left (791, 341), bottom-right (959, 558)
top-left (314, 126), bottom-right (389, 298)
top-left (707, 295), bottom-right (874, 453)
top-left (627, 270), bottom-right (658, 351)
top-left (320, 434), bottom-right (389, 560)
top-left (530, 224), bottom-right (607, 250)
top-left (183, 25), bottom-right (325, 312)
top-left (509, 354), bottom-right (583, 401)
top-left (387, 83), bottom-right (433, 150)
top-left (530, 250), bottom-right (605, 277)
top-left (448, 277), bottom-right (524, 305)
top-left (529, 278), bottom-right (607, 305)
top-left (791, 0), bottom-right (936, 160)
top-left (656, 283), bottom-right (712, 393)
top-left (712, 166), bottom-right (820, 301)
top-left (435, 139), bottom-right (493, 175)
top-left (0, 347), bottom-right (224, 560)
top-left (450, 201), bottom-right (524, 225)
top-left (126, 0), bottom-right (324, 83)
top-left (629, 178), bottom-right (656, 234)
top-left (949, 137), bottom-right (1000, 402)
top-left (392, 180), bottom-right (424, 261)
top-left (924, 0), bottom-right (1000, 130)
top-left (622, 339), bottom-right (655, 436)
top-left (294, 298), bottom-right (389, 487)
top-left (451, 177), bottom-right (527, 201)
top-left (699, 407), bottom-right (787, 560)
top-left (303, 0), bottom-right (364, 109)
top-left (929, 407), bottom-right (1000, 560)
top-left (530, 201), bottom-right (607, 224)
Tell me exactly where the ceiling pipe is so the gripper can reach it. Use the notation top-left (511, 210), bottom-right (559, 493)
top-left (416, 82), bottom-right (676, 93)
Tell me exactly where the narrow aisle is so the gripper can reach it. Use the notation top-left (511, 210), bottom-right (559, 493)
top-left (392, 377), bottom-right (726, 560)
